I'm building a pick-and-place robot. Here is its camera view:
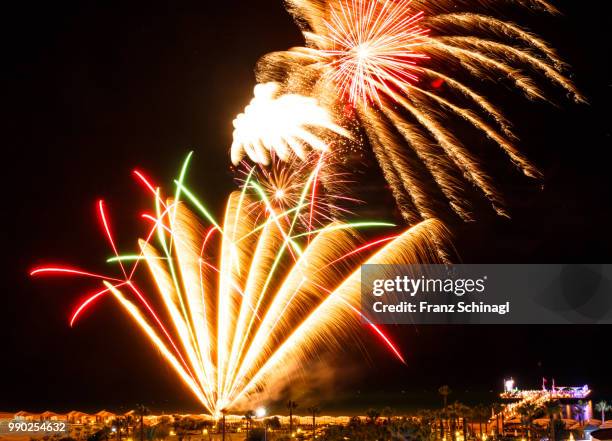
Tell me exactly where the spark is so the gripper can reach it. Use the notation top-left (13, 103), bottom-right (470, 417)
top-left (368, 322), bottom-right (406, 364)
top-left (99, 200), bottom-right (127, 279)
top-left (30, 267), bottom-right (124, 282)
top-left (133, 169), bottom-right (162, 202)
top-left (70, 282), bottom-right (128, 327)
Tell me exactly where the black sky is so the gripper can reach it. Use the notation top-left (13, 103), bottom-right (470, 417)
top-left (3, 0), bottom-right (611, 415)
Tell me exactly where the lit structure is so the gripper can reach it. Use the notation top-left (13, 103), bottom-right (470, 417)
top-left (497, 378), bottom-right (592, 424)
top-left (500, 378), bottom-right (591, 400)
top-left (504, 378), bottom-right (515, 394)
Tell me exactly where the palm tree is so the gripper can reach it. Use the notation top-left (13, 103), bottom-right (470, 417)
top-left (287, 401), bottom-right (298, 435)
top-left (135, 405), bottom-right (151, 441)
top-left (306, 406), bottom-right (320, 441)
top-left (382, 407), bottom-right (394, 424)
top-left (244, 410), bottom-right (255, 440)
top-left (475, 404), bottom-right (489, 439)
top-left (574, 401), bottom-right (586, 426)
top-left (491, 403), bottom-right (504, 438)
top-left (595, 401), bottom-right (609, 424)
top-left (517, 403), bottom-right (537, 441)
top-left (456, 403), bottom-right (472, 441)
top-left (439, 386), bottom-right (452, 438)
top-left (436, 410), bottom-right (445, 439)
top-left (365, 409), bottom-right (381, 425)
top-left (439, 386), bottom-right (452, 410)
top-left (545, 401), bottom-right (562, 441)
top-left (349, 416), bottom-right (362, 428)
top-left (446, 402), bottom-right (464, 441)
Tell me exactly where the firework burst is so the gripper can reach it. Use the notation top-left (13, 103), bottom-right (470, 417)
top-left (235, 150), bottom-right (358, 231)
top-left (316, 0), bottom-right (429, 106)
top-left (231, 82), bottom-right (350, 165)
top-left (31, 153), bottom-right (450, 416)
top-left (248, 0), bottom-right (584, 224)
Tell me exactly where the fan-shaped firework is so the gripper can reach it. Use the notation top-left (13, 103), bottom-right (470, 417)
top-left (31, 154), bottom-right (450, 416)
top-left (245, 0), bottom-right (583, 223)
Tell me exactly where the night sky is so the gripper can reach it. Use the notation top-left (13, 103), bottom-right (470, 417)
top-left (3, 0), bottom-right (611, 415)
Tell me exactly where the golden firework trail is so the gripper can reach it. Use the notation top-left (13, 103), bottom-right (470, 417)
top-left (32, 153), bottom-right (450, 416)
top-left (240, 0), bottom-right (584, 223)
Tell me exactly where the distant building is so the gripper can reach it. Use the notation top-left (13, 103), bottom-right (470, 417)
top-left (14, 411), bottom-right (40, 421)
top-left (67, 410), bottom-right (95, 424)
top-left (40, 411), bottom-right (66, 421)
top-left (95, 410), bottom-right (116, 425)
top-left (0, 412), bottom-right (14, 421)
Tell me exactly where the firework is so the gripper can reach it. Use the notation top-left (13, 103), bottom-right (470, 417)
top-left (32, 154), bottom-right (450, 416)
top-left (230, 82), bottom-right (350, 165)
top-left (248, 0), bottom-right (584, 223)
top-left (316, 0), bottom-right (429, 106)
top-left (234, 150), bottom-right (359, 231)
